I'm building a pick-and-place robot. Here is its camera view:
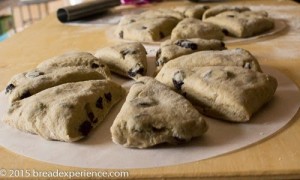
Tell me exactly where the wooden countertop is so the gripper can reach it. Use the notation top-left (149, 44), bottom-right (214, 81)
top-left (0, 0), bottom-right (300, 179)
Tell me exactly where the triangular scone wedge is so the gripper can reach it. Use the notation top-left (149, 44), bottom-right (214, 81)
top-left (116, 17), bottom-right (179, 42)
top-left (37, 52), bottom-right (111, 79)
top-left (202, 5), bottom-right (250, 19)
top-left (3, 80), bottom-right (125, 142)
top-left (111, 77), bottom-right (208, 148)
top-left (156, 38), bottom-right (226, 70)
top-left (171, 18), bottom-right (224, 40)
top-left (140, 9), bottom-right (185, 20)
top-left (95, 43), bottom-right (147, 79)
top-left (204, 11), bottom-right (274, 38)
top-left (157, 48), bottom-right (262, 73)
top-left (174, 5), bottom-right (210, 19)
top-left (5, 67), bottom-right (108, 104)
top-left (156, 66), bottom-right (277, 122)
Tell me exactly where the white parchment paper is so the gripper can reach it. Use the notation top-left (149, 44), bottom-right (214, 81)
top-left (0, 66), bottom-right (299, 169)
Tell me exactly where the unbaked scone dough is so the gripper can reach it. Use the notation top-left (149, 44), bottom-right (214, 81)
top-left (174, 5), bottom-right (209, 19)
top-left (202, 5), bottom-right (250, 19)
top-left (171, 18), bottom-right (224, 40)
top-left (116, 17), bottom-right (179, 42)
top-left (156, 66), bottom-right (277, 122)
top-left (37, 52), bottom-right (111, 79)
top-left (95, 42), bottom-right (147, 79)
top-left (5, 67), bottom-right (108, 103)
top-left (204, 10), bottom-right (274, 38)
top-left (140, 9), bottom-right (185, 20)
top-left (156, 38), bottom-right (226, 70)
top-left (4, 80), bottom-right (125, 142)
top-left (157, 48), bottom-right (262, 73)
top-left (111, 77), bottom-right (208, 148)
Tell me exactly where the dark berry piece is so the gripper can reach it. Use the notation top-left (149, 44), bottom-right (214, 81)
top-left (91, 63), bottom-right (99, 68)
top-left (104, 92), bottom-right (112, 102)
top-left (175, 40), bottom-right (198, 50)
top-left (222, 29), bottom-right (229, 35)
top-left (172, 71), bottom-right (185, 90)
top-left (88, 112), bottom-right (94, 122)
top-left (221, 41), bottom-right (226, 48)
top-left (159, 32), bottom-right (165, 39)
top-left (20, 90), bottom-right (31, 99)
top-left (5, 84), bottom-right (15, 94)
top-left (128, 63), bottom-right (144, 77)
top-left (92, 118), bottom-right (98, 124)
top-left (130, 19), bottom-right (136, 23)
top-left (119, 31), bottom-right (124, 39)
top-left (96, 97), bottom-right (103, 109)
top-left (79, 121), bottom-right (93, 136)
top-left (141, 26), bottom-right (147, 29)
top-left (227, 15), bottom-right (235, 18)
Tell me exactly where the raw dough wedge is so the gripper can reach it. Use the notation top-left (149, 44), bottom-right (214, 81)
top-left (116, 17), bottom-right (179, 42)
top-left (4, 80), bottom-right (125, 142)
top-left (171, 18), bottom-right (224, 40)
top-left (95, 43), bottom-right (147, 79)
top-left (174, 5), bottom-right (210, 19)
top-left (37, 52), bottom-right (111, 79)
top-left (111, 77), bottom-right (208, 148)
top-left (156, 38), bottom-right (226, 70)
top-left (156, 66), bottom-right (277, 122)
top-left (202, 5), bottom-right (250, 19)
top-left (5, 67), bottom-right (108, 103)
top-left (204, 11), bottom-right (274, 38)
top-left (140, 9), bottom-right (185, 20)
top-left (157, 48), bottom-right (262, 73)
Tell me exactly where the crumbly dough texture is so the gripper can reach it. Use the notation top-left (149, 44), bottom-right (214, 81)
top-left (171, 18), bottom-right (224, 40)
top-left (5, 67), bottom-right (108, 104)
top-left (95, 42), bottom-right (147, 79)
top-left (157, 48), bottom-right (262, 73)
top-left (111, 77), bottom-right (208, 148)
top-left (156, 38), bottom-right (226, 71)
top-left (156, 66), bottom-right (277, 122)
top-left (202, 5), bottom-right (250, 19)
top-left (37, 52), bottom-right (111, 79)
top-left (116, 17), bottom-right (179, 42)
top-left (174, 5), bottom-right (210, 19)
top-left (4, 80), bottom-right (125, 142)
top-left (204, 11), bottom-right (274, 38)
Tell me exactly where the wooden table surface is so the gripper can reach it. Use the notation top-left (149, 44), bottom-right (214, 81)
top-left (0, 0), bottom-right (300, 179)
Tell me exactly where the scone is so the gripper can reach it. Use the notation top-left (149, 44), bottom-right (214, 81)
top-left (37, 52), bottom-right (111, 79)
top-left (95, 42), bottom-right (147, 79)
top-left (202, 5), bottom-right (250, 19)
top-left (171, 18), bottom-right (224, 40)
top-left (156, 38), bottom-right (226, 70)
top-left (116, 17), bottom-right (179, 42)
top-left (4, 80), bottom-right (125, 142)
top-left (174, 5), bottom-right (209, 19)
top-left (140, 9), bottom-right (185, 20)
top-left (5, 67), bottom-right (108, 103)
top-left (111, 77), bottom-right (208, 148)
top-left (158, 48), bottom-right (262, 72)
top-left (156, 66), bottom-right (277, 122)
top-left (204, 11), bottom-right (274, 38)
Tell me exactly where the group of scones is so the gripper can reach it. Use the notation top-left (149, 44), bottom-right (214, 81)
top-left (3, 5), bottom-right (277, 149)
top-left (116, 5), bottom-right (274, 42)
